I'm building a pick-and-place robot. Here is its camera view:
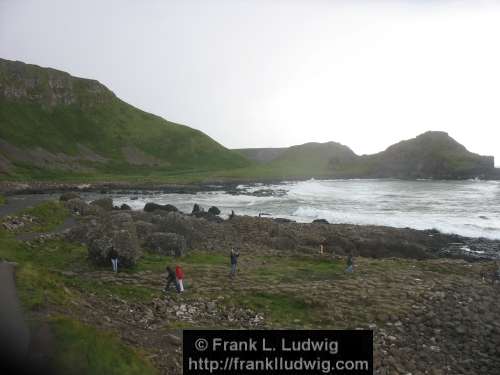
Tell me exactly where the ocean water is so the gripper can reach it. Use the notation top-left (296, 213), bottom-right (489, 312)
top-left (112, 179), bottom-right (500, 240)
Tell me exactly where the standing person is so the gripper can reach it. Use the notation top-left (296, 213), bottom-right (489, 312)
top-left (109, 246), bottom-right (119, 273)
top-left (165, 266), bottom-right (177, 292)
top-left (175, 265), bottom-right (185, 293)
top-left (345, 252), bottom-right (354, 273)
top-left (494, 262), bottom-right (500, 285)
top-left (230, 248), bottom-right (240, 277)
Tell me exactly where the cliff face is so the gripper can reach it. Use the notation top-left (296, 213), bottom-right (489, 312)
top-left (0, 58), bottom-right (250, 178)
top-left (0, 58), bottom-right (113, 108)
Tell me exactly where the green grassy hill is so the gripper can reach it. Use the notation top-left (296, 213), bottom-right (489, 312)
top-left (346, 131), bottom-right (495, 179)
top-left (233, 132), bottom-right (496, 180)
top-left (232, 141), bottom-right (358, 179)
top-left (0, 58), bottom-right (250, 180)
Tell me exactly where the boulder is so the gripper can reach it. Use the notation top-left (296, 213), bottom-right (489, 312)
top-left (135, 220), bottom-right (157, 242)
top-left (59, 192), bottom-right (80, 201)
top-left (145, 232), bottom-right (186, 257)
top-left (63, 198), bottom-right (103, 216)
top-left (90, 197), bottom-right (113, 211)
top-left (208, 206), bottom-right (221, 216)
top-left (192, 203), bottom-right (202, 214)
top-left (144, 202), bottom-right (179, 213)
top-left (112, 228), bottom-right (142, 267)
top-left (313, 219), bottom-right (329, 224)
top-left (70, 211), bottom-right (142, 267)
top-left (274, 218), bottom-right (295, 224)
top-left (151, 212), bottom-right (197, 246)
top-left (120, 203), bottom-right (132, 210)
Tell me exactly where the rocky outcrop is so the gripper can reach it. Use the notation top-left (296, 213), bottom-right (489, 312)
top-left (0, 58), bottom-right (114, 108)
top-left (68, 211), bottom-right (142, 267)
top-left (90, 197), bottom-right (113, 211)
top-left (208, 206), bottom-right (221, 216)
top-left (143, 202), bottom-right (179, 213)
top-left (145, 232), bottom-right (186, 257)
top-left (63, 198), bottom-right (103, 216)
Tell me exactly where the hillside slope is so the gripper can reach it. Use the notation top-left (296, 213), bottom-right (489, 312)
top-left (0, 58), bottom-right (250, 179)
top-left (347, 131), bottom-right (495, 179)
top-left (233, 132), bottom-right (496, 180)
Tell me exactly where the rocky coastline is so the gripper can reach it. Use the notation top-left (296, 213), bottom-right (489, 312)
top-left (52, 195), bottom-right (500, 263)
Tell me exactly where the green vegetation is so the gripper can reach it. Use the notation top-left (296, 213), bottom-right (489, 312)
top-left (0, 194), bottom-right (5, 205)
top-left (51, 318), bottom-right (157, 375)
top-left (0, 229), bottom-right (158, 373)
top-left (1, 59), bottom-right (494, 182)
top-left (231, 292), bottom-right (315, 326)
top-left (19, 200), bottom-right (70, 232)
top-left (0, 58), bottom-right (250, 180)
top-left (253, 256), bottom-right (344, 282)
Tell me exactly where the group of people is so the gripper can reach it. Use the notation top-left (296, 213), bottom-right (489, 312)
top-left (165, 265), bottom-right (185, 293)
top-left (162, 248), bottom-right (240, 293)
top-left (108, 243), bottom-right (355, 293)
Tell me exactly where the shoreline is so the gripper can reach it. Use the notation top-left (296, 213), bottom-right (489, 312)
top-left (1, 175), bottom-right (500, 195)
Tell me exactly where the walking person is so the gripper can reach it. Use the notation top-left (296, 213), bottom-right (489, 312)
top-left (345, 252), bottom-right (354, 273)
top-left (109, 246), bottom-right (119, 273)
top-left (230, 247), bottom-right (240, 278)
top-left (165, 266), bottom-right (177, 292)
top-left (175, 265), bottom-right (185, 293)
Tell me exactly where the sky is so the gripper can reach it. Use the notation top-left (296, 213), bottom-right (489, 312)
top-left (1, 0), bottom-right (499, 165)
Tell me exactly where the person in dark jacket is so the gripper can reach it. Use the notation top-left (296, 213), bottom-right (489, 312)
top-left (165, 266), bottom-right (177, 292)
top-left (175, 265), bottom-right (185, 293)
top-left (345, 252), bottom-right (354, 273)
top-left (109, 246), bottom-right (119, 273)
top-left (230, 248), bottom-right (240, 277)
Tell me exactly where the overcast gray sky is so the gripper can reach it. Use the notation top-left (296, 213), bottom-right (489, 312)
top-left (1, 0), bottom-right (499, 164)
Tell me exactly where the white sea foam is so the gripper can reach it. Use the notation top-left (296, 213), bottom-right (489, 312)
top-left (110, 179), bottom-right (500, 239)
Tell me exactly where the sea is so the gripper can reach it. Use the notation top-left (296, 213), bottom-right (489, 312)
top-left (110, 179), bottom-right (500, 240)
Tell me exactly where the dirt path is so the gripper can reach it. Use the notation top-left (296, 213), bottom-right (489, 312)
top-left (15, 216), bottom-right (78, 242)
top-left (0, 194), bottom-right (54, 218)
top-left (0, 262), bottom-right (31, 372)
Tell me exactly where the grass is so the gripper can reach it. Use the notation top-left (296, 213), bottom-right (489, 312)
top-left (18, 200), bottom-right (70, 232)
top-left (230, 291), bottom-right (317, 326)
top-left (134, 251), bottom-right (227, 273)
top-left (0, 231), bottom-right (89, 270)
top-left (253, 256), bottom-right (344, 282)
top-left (50, 318), bottom-right (157, 375)
top-left (0, 227), bottom-right (160, 373)
top-left (0, 58), bottom-right (251, 180)
top-left (16, 264), bottom-right (72, 310)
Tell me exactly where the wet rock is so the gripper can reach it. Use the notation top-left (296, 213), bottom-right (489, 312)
top-left (120, 204), bottom-right (132, 210)
top-left (208, 206), bottom-right (221, 216)
top-left (192, 203), bottom-right (201, 214)
top-left (312, 219), bottom-right (329, 224)
top-left (146, 232), bottom-right (186, 257)
top-left (273, 218), bottom-right (295, 224)
top-left (144, 202), bottom-right (179, 213)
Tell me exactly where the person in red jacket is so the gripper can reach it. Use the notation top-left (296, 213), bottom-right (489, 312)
top-left (175, 265), bottom-right (185, 293)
